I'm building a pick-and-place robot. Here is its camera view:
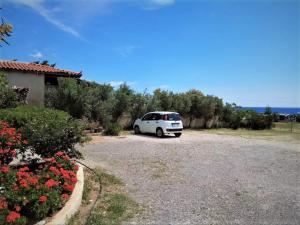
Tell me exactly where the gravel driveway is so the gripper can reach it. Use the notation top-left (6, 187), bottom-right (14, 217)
top-left (80, 133), bottom-right (300, 225)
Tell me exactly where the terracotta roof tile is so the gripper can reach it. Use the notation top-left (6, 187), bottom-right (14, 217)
top-left (0, 60), bottom-right (82, 77)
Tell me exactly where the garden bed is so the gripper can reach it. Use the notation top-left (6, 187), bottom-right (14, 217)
top-left (0, 118), bottom-right (86, 225)
top-left (0, 152), bottom-right (80, 225)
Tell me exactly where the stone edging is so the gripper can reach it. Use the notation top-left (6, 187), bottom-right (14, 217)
top-left (39, 164), bottom-right (84, 225)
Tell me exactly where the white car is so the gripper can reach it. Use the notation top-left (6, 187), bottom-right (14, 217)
top-left (133, 111), bottom-right (183, 137)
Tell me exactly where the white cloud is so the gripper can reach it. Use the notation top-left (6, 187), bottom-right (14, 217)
top-left (108, 81), bottom-right (124, 87)
top-left (114, 45), bottom-right (138, 58)
top-left (158, 84), bottom-right (170, 90)
top-left (9, 0), bottom-right (80, 37)
top-left (6, 0), bottom-right (175, 38)
top-left (142, 0), bottom-right (175, 10)
top-left (29, 51), bottom-right (43, 58)
top-left (150, 0), bottom-right (175, 6)
top-left (108, 81), bottom-right (137, 88)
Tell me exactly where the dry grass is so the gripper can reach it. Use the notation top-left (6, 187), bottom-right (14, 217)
top-left (185, 122), bottom-right (300, 142)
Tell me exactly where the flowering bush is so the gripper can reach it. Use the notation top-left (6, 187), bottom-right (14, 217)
top-left (0, 121), bottom-right (27, 165)
top-left (0, 107), bottom-right (87, 159)
top-left (0, 151), bottom-right (79, 224)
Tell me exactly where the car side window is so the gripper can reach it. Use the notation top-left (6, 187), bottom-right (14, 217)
top-left (142, 113), bottom-right (152, 120)
top-left (153, 114), bottom-right (161, 120)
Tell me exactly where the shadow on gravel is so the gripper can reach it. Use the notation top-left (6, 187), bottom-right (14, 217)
top-left (135, 133), bottom-right (178, 139)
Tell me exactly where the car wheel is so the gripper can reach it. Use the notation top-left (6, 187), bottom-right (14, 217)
top-left (134, 126), bottom-right (140, 134)
top-left (175, 133), bottom-right (182, 137)
top-left (156, 128), bottom-right (164, 138)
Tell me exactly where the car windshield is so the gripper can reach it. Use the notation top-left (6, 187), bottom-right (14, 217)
top-left (167, 113), bottom-right (181, 121)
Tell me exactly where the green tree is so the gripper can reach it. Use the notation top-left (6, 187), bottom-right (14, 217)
top-left (112, 83), bottom-right (133, 121)
top-left (45, 77), bottom-right (86, 118)
top-left (186, 89), bottom-right (204, 125)
top-left (130, 92), bottom-right (151, 120)
top-left (221, 103), bottom-right (235, 125)
top-left (171, 93), bottom-right (191, 116)
top-left (152, 89), bottom-right (173, 111)
top-left (82, 80), bottom-right (113, 125)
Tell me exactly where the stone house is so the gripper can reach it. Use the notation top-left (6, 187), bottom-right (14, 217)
top-left (0, 60), bottom-right (82, 106)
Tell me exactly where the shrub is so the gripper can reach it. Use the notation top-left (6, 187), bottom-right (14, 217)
top-left (103, 123), bottom-right (122, 136)
top-left (0, 107), bottom-right (87, 159)
top-left (294, 114), bottom-right (300, 123)
top-left (0, 152), bottom-right (79, 223)
top-left (229, 110), bottom-right (244, 129)
top-left (0, 121), bottom-right (26, 165)
top-left (0, 73), bottom-right (20, 109)
top-left (247, 112), bottom-right (268, 130)
top-left (231, 110), bottom-right (273, 130)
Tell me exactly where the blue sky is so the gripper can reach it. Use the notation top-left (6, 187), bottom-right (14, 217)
top-left (1, 0), bottom-right (299, 107)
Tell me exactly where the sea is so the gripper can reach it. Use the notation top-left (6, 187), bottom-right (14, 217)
top-left (242, 107), bottom-right (300, 115)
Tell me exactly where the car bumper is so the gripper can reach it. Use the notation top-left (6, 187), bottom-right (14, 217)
top-left (164, 128), bottom-right (183, 133)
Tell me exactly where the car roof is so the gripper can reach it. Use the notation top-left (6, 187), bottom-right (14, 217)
top-left (147, 111), bottom-right (179, 115)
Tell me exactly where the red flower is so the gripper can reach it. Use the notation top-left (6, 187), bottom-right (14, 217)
top-left (17, 171), bottom-right (29, 179)
top-left (19, 179), bottom-right (28, 188)
top-left (71, 177), bottom-right (77, 184)
top-left (28, 177), bottom-right (39, 185)
top-left (69, 171), bottom-right (76, 177)
top-left (55, 151), bottom-right (64, 157)
top-left (15, 205), bottom-right (21, 212)
top-left (63, 155), bottom-right (70, 161)
top-left (12, 183), bottom-right (19, 191)
top-left (50, 158), bottom-right (57, 163)
top-left (45, 179), bottom-right (58, 188)
top-left (60, 168), bottom-right (70, 180)
top-left (6, 211), bottom-right (20, 223)
top-left (49, 166), bottom-right (60, 176)
top-left (74, 165), bottom-right (79, 171)
top-left (63, 183), bottom-right (74, 192)
top-left (61, 194), bottom-right (69, 200)
top-left (0, 198), bottom-right (8, 209)
top-left (19, 167), bottom-right (29, 172)
top-left (39, 195), bottom-right (47, 203)
top-left (1, 165), bottom-right (9, 174)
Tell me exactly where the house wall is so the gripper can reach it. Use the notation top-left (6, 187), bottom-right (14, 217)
top-left (5, 71), bottom-right (45, 106)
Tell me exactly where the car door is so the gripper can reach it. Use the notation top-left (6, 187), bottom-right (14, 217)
top-left (148, 113), bottom-right (160, 134)
top-left (140, 113), bottom-right (152, 133)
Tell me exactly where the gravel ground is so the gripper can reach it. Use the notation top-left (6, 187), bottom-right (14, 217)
top-left (80, 133), bottom-right (300, 225)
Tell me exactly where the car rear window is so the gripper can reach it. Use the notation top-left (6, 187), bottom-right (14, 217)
top-left (162, 113), bottom-right (181, 121)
